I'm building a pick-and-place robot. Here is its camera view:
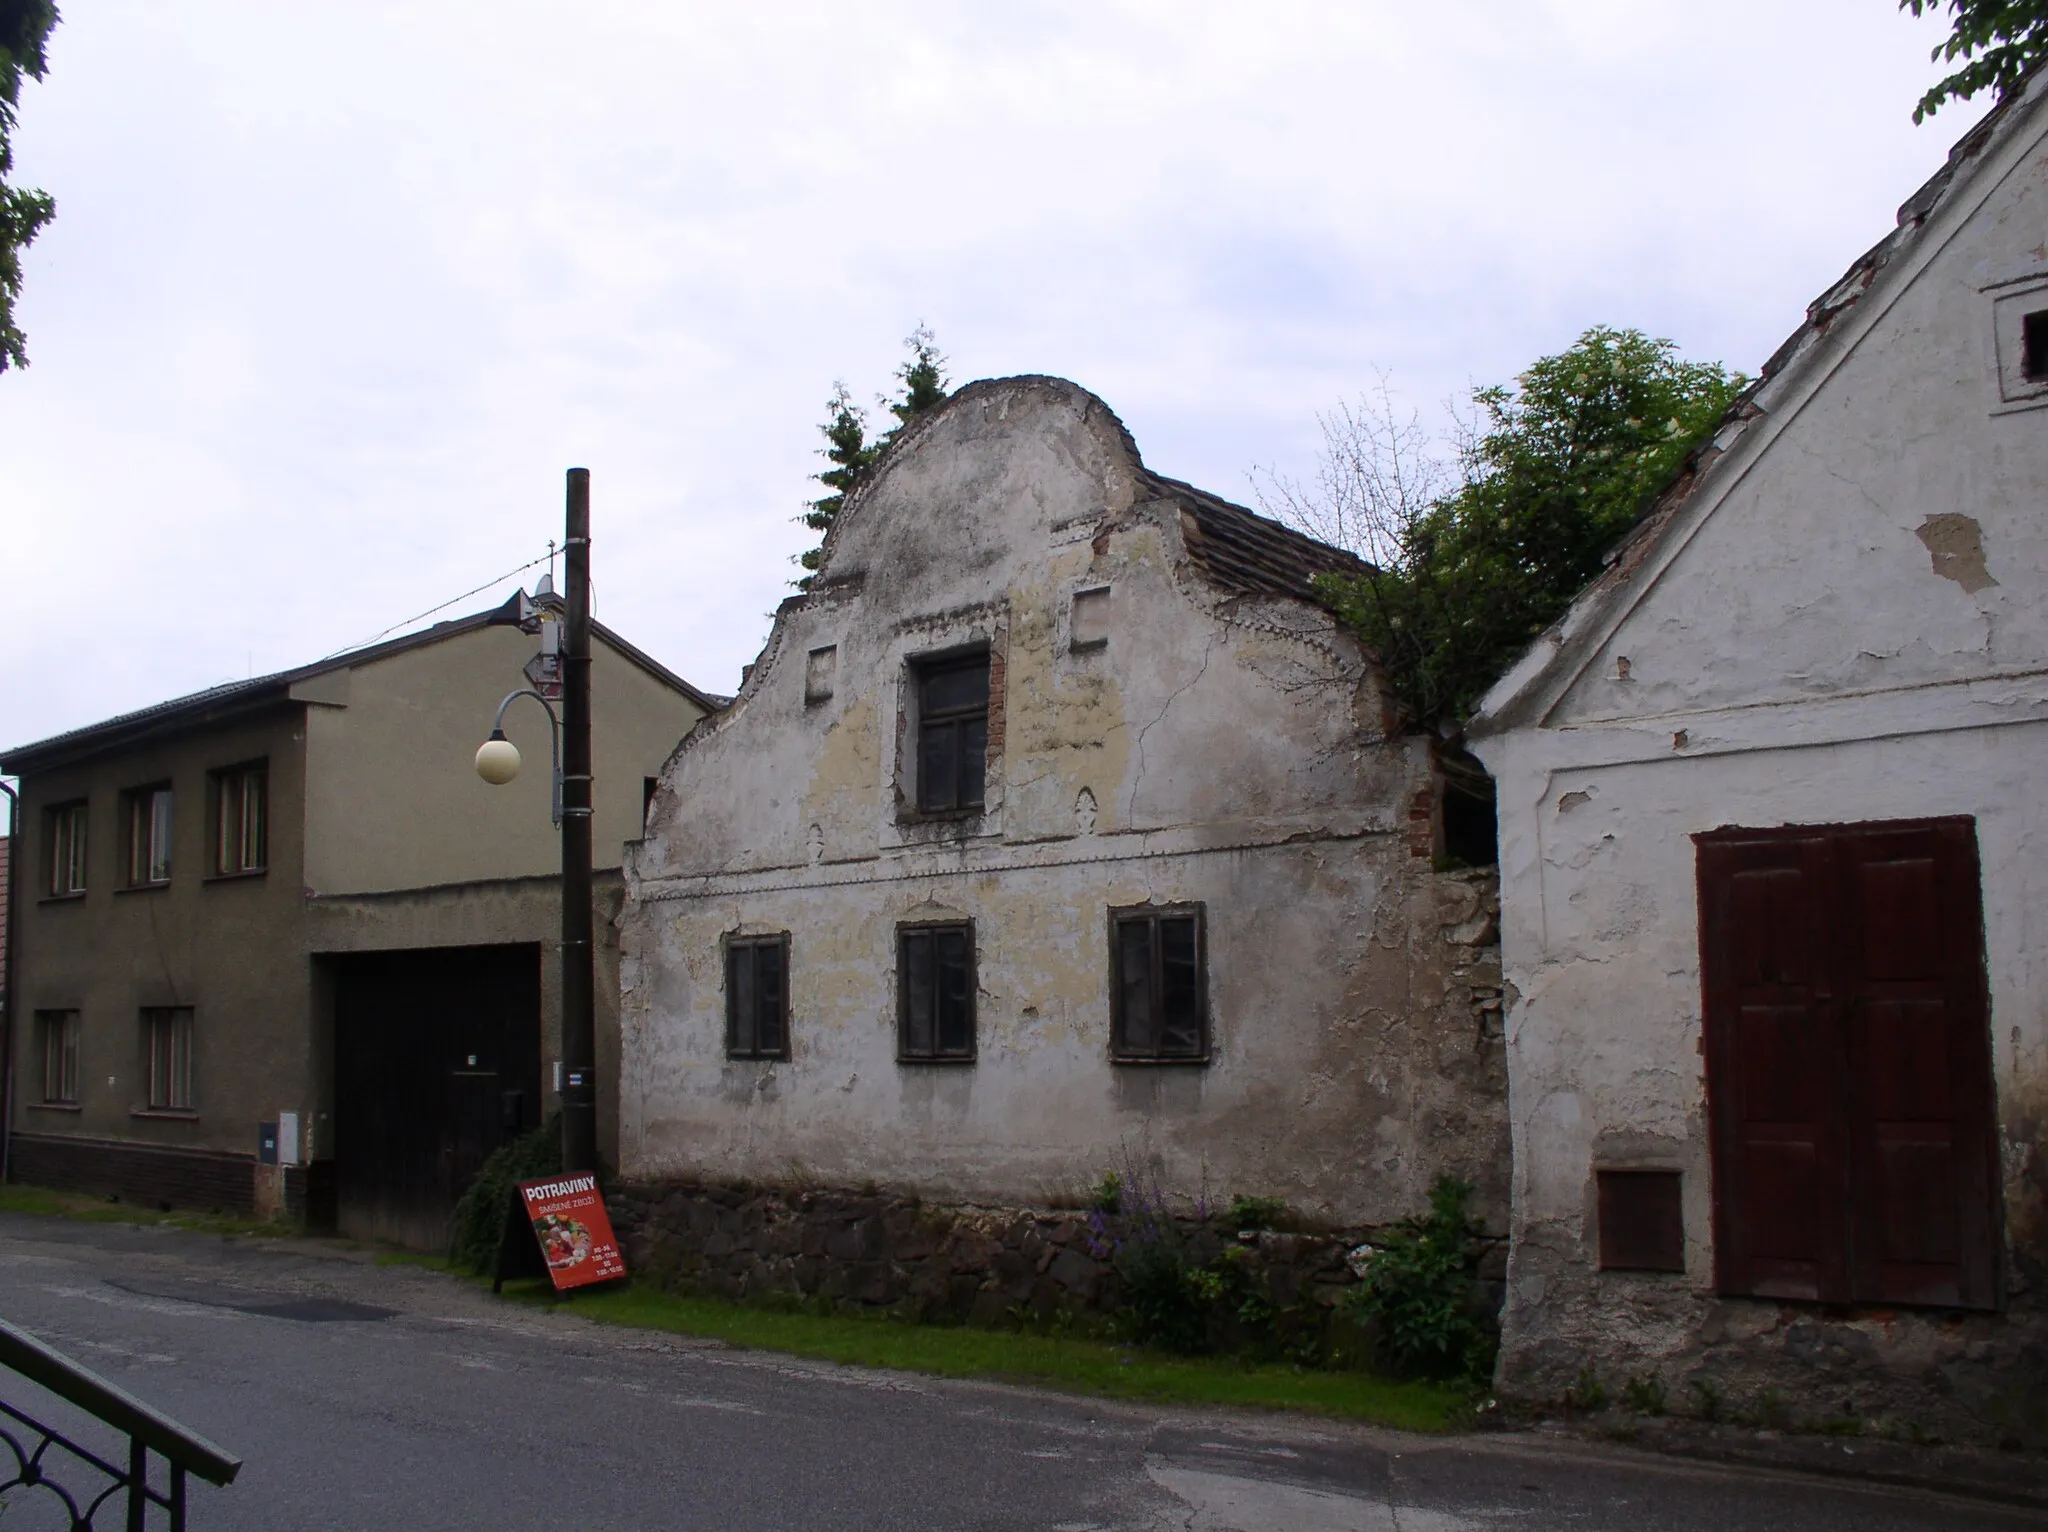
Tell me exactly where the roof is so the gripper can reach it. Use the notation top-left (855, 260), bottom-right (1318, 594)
top-left (1143, 472), bottom-right (1369, 603)
top-left (809, 373), bottom-right (1368, 612)
top-left (1469, 69), bottom-right (2046, 737)
top-left (1, 597), bottom-right (724, 776)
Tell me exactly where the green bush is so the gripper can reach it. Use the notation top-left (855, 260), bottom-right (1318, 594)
top-left (448, 1116), bottom-right (563, 1274)
top-left (1341, 1176), bottom-right (1497, 1382)
top-left (1225, 1194), bottom-right (1288, 1231)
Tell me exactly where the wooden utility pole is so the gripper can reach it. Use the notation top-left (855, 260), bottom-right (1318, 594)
top-left (560, 468), bottom-right (598, 1173)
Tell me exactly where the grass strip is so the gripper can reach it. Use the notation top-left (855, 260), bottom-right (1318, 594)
top-left (4, 1187), bottom-right (1468, 1432)
top-left (498, 1279), bottom-right (1471, 1433)
top-left (0, 1183), bottom-right (292, 1240)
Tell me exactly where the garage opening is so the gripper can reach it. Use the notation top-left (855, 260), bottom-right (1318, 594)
top-left (327, 944), bottom-right (543, 1251)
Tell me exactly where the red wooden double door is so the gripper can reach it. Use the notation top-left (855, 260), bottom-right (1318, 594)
top-left (1696, 817), bottom-right (2000, 1309)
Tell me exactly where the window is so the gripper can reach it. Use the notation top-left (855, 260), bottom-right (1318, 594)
top-left (125, 784), bottom-right (173, 886)
top-left (915, 652), bottom-right (989, 814)
top-left (898, 922), bottom-right (975, 1061)
top-left (37, 1011), bottom-right (79, 1104)
top-left (724, 933), bottom-right (790, 1059)
top-left (45, 801), bottom-right (87, 896)
top-left (1110, 904), bottom-right (1208, 1062)
top-left (1597, 1170), bottom-right (1684, 1272)
top-left (211, 762), bottom-right (266, 875)
top-left (1696, 818), bottom-right (1998, 1309)
top-left (144, 1007), bottom-right (195, 1111)
top-left (2025, 309), bottom-right (2048, 382)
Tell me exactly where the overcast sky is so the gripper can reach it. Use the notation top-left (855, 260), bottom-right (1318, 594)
top-left (0, 1), bottom-right (1990, 754)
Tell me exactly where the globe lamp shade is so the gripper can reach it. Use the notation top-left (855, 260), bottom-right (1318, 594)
top-left (475, 733), bottom-right (522, 785)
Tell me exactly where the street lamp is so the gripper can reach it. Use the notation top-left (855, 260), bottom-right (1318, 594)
top-left (475, 690), bottom-right (563, 825)
top-left (473, 468), bottom-right (597, 1176)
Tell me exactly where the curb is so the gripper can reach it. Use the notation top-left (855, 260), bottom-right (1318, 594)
top-left (1524, 1416), bottom-right (2048, 1513)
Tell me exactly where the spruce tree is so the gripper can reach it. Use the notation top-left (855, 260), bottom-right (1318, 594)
top-left (796, 382), bottom-right (877, 585)
top-left (795, 325), bottom-right (951, 587)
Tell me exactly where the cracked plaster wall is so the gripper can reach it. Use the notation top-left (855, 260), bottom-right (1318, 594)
top-left (621, 377), bottom-right (1507, 1226)
top-left (1471, 119), bottom-right (2048, 1444)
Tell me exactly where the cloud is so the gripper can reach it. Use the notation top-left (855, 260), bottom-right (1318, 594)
top-left (0, 0), bottom-right (1985, 748)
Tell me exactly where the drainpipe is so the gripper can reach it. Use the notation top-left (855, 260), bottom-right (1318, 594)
top-left (1, 780), bottom-right (18, 1186)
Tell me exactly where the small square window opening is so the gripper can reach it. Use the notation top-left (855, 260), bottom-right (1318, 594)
top-left (898, 921), bottom-right (975, 1061)
top-left (2024, 308), bottom-right (2048, 382)
top-left (1597, 1169), bottom-right (1685, 1272)
top-left (725, 934), bottom-right (790, 1059)
top-left (805, 644), bottom-right (838, 705)
top-left (126, 784), bottom-right (173, 886)
top-left (144, 1006), bottom-right (194, 1111)
top-left (37, 1010), bottom-right (79, 1104)
top-left (211, 763), bottom-right (267, 875)
top-left (46, 801), bottom-right (87, 896)
top-left (1110, 904), bottom-right (1209, 1062)
top-left (915, 653), bottom-right (989, 814)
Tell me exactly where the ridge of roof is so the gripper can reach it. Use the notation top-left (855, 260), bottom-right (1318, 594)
top-left (1469, 69), bottom-right (2045, 737)
top-left (2, 598), bottom-right (722, 773)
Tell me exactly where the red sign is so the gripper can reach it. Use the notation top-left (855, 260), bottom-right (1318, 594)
top-left (516, 1174), bottom-right (626, 1291)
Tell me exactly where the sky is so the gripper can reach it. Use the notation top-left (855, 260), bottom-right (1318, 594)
top-left (0, 1), bottom-right (1993, 754)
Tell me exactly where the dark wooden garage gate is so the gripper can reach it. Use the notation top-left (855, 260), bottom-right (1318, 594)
top-left (1696, 817), bottom-right (2000, 1310)
top-left (329, 944), bottom-right (543, 1251)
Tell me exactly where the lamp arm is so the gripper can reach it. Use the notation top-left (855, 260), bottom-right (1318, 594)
top-left (489, 689), bottom-right (565, 826)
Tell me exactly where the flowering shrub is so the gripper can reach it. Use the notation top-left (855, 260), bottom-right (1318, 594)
top-left (1341, 1176), bottom-right (1496, 1381)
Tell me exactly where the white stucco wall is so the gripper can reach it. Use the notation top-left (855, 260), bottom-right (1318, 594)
top-left (1470, 86), bottom-right (2048, 1435)
top-left (623, 377), bottom-right (1509, 1224)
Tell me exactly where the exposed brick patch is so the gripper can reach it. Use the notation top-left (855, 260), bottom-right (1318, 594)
top-left (1407, 787), bottom-right (1436, 858)
top-left (8, 1132), bottom-right (258, 1215)
top-left (985, 646), bottom-right (1007, 754)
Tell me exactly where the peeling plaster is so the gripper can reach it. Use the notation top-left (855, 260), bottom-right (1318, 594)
top-left (1916, 512), bottom-right (1999, 593)
top-left (623, 377), bottom-right (1508, 1227)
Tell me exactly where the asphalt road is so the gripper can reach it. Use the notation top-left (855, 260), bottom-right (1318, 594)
top-left (0, 1212), bottom-right (2037, 1531)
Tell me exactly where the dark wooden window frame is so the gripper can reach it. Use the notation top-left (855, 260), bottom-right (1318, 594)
top-left (44, 799), bottom-right (88, 898)
top-left (911, 649), bottom-right (991, 817)
top-left (723, 932), bottom-right (791, 1061)
top-left (142, 1006), bottom-right (195, 1113)
top-left (207, 759), bottom-right (268, 878)
top-left (36, 1009), bottom-right (80, 1105)
top-left (1696, 816), bottom-right (2000, 1311)
top-left (1109, 902), bottom-right (1210, 1064)
top-left (896, 920), bottom-right (977, 1063)
top-left (122, 782), bottom-right (174, 888)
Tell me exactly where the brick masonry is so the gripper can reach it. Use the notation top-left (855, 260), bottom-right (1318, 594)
top-left (9, 1132), bottom-right (258, 1215)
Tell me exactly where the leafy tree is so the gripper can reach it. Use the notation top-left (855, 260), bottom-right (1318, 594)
top-left (1283, 327), bottom-right (1743, 732)
top-left (1, 0), bottom-right (59, 373)
top-left (795, 324), bottom-right (950, 586)
top-left (1901, 1), bottom-right (2048, 122)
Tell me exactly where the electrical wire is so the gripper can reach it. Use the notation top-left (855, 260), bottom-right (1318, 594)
top-left (320, 551), bottom-right (553, 660)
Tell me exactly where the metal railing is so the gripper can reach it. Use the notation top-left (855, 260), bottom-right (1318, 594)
top-left (0, 1316), bottom-right (239, 1530)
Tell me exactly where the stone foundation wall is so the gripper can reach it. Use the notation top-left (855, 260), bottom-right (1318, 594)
top-left (610, 1179), bottom-right (1505, 1337)
top-left (1499, 1249), bottom-right (2048, 1450)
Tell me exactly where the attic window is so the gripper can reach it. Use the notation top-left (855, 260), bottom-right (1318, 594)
top-left (2025, 309), bottom-right (2048, 382)
top-left (805, 645), bottom-right (837, 705)
top-left (914, 652), bottom-right (989, 814)
top-left (1070, 587), bottom-right (1111, 651)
